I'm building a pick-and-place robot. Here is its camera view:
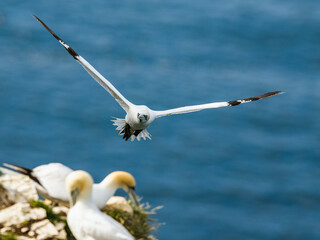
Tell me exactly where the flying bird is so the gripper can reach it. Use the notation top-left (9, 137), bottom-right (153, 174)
top-left (34, 15), bottom-right (283, 141)
top-left (66, 170), bottom-right (134, 240)
top-left (3, 163), bottom-right (138, 208)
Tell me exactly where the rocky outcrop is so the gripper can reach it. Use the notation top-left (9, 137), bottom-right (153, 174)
top-left (0, 174), bottom-right (38, 210)
top-left (0, 202), bottom-right (46, 226)
top-left (0, 202), bottom-right (68, 240)
top-left (0, 173), bottom-right (160, 240)
top-left (105, 196), bottom-right (134, 214)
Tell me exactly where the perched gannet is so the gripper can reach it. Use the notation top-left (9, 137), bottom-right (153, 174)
top-left (66, 170), bottom-right (134, 240)
top-left (34, 15), bottom-right (283, 141)
top-left (3, 163), bottom-right (138, 208)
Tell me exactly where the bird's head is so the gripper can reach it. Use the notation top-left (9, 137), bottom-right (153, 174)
top-left (137, 111), bottom-right (150, 123)
top-left (66, 170), bottom-right (93, 206)
top-left (105, 171), bottom-right (139, 206)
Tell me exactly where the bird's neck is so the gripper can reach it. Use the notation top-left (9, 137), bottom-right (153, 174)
top-left (76, 195), bottom-right (96, 209)
top-left (99, 178), bottom-right (119, 196)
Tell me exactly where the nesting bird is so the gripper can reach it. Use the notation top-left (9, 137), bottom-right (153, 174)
top-left (66, 170), bottom-right (134, 240)
top-left (3, 163), bottom-right (138, 208)
top-left (34, 15), bottom-right (283, 141)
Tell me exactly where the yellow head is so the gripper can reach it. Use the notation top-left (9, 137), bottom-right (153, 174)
top-left (106, 171), bottom-right (136, 190)
top-left (65, 170), bottom-right (93, 206)
top-left (103, 171), bottom-right (139, 206)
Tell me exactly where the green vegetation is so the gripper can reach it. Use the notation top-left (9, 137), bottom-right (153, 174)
top-left (30, 199), bottom-right (163, 240)
top-left (31, 200), bottom-right (62, 222)
top-left (0, 233), bottom-right (16, 240)
top-left (103, 200), bottom-right (163, 240)
top-left (30, 200), bottom-right (75, 240)
top-left (1, 199), bottom-right (161, 240)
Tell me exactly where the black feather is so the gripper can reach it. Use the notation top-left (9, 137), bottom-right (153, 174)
top-left (33, 15), bottom-right (79, 60)
top-left (3, 163), bottom-right (44, 187)
top-left (228, 91), bottom-right (283, 106)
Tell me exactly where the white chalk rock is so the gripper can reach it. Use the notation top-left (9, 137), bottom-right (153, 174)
top-left (52, 206), bottom-right (69, 215)
top-left (0, 174), bottom-right (38, 208)
top-left (30, 219), bottom-right (59, 240)
top-left (17, 236), bottom-right (34, 240)
top-left (106, 196), bottom-right (133, 214)
top-left (0, 202), bottom-right (46, 227)
top-left (55, 222), bottom-right (67, 239)
top-left (0, 226), bottom-right (13, 234)
top-left (21, 227), bottom-right (29, 233)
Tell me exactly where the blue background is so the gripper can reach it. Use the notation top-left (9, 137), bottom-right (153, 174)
top-left (0, 1), bottom-right (319, 239)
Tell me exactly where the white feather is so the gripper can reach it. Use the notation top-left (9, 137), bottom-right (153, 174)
top-left (111, 118), bottom-right (126, 134)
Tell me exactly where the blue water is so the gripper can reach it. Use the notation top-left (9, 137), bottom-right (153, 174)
top-left (0, 1), bottom-right (319, 239)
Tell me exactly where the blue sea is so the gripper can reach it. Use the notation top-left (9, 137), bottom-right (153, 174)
top-left (0, 1), bottom-right (319, 239)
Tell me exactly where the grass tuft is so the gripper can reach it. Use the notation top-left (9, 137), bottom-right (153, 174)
top-left (103, 199), bottom-right (163, 240)
top-left (27, 199), bottom-right (162, 240)
top-left (0, 233), bottom-right (16, 240)
top-left (30, 200), bottom-right (75, 240)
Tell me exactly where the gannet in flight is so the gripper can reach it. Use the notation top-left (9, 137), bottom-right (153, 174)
top-left (34, 15), bottom-right (283, 141)
top-left (3, 163), bottom-right (138, 208)
top-left (66, 170), bottom-right (134, 240)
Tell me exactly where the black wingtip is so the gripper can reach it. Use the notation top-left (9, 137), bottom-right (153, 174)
top-left (3, 163), bottom-right (32, 175)
top-left (255, 90), bottom-right (284, 100)
top-left (32, 14), bottom-right (39, 21)
top-left (3, 163), bottom-right (44, 187)
top-left (33, 15), bottom-right (47, 29)
top-left (33, 15), bottom-right (79, 60)
top-left (228, 90), bottom-right (284, 106)
top-left (228, 100), bottom-right (241, 106)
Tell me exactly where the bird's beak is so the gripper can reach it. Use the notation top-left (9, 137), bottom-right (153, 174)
top-left (128, 187), bottom-right (139, 207)
top-left (70, 188), bottom-right (79, 207)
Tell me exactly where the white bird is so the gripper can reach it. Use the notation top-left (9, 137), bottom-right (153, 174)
top-left (66, 170), bottom-right (134, 240)
top-left (34, 16), bottom-right (283, 141)
top-left (3, 163), bottom-right (138, 209)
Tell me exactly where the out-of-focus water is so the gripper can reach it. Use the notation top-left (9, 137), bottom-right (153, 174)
top-left (0, 1), bottom-right (319, 239)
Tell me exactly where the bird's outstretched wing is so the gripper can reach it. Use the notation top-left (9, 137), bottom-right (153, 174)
top-left (154, 91), bottom-right (283, 118)
top-left (33, 15), bottom-right (133, 112)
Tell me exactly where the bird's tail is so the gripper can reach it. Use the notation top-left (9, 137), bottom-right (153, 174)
top-left (111, 118), bottom-right (127, 132)
top-left (111, 118), bottom-right (152, 141)
top-left (131, 129), bottom-right (152, 141)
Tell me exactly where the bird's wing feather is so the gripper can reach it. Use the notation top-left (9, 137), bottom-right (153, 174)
top-left (3, 163), bottom-right (72, 202)
top-left (33, 163), bottom-right (73, 201)
top-left (3, 163), bottom-right (43, 187)
top-left (34, 15), bottom-right (133, 112)
top-left (154, 91), bottom-right (283, 118)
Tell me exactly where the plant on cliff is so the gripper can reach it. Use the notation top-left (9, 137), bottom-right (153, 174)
top-left (30, 200), bottom-right (74, 240)
top-left (0, 233), bottom-right (16, 240)
top-left (30, 199), bottom-right (162, 240)
top-left (103, 200), bottom-right (163, 240)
